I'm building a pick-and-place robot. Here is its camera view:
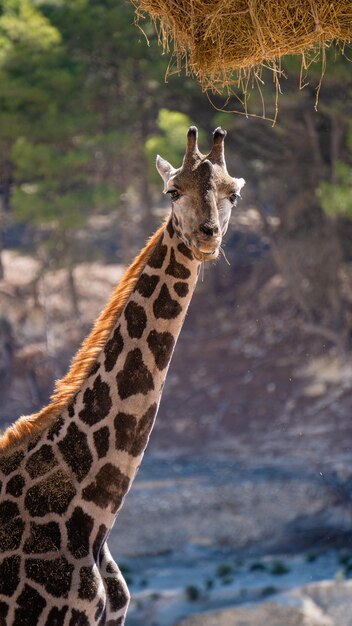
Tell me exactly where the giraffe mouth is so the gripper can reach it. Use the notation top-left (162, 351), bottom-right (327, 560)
top-left (191, 243), bottom-right (220, 262)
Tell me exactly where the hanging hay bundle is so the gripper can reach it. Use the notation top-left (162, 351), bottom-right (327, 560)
top-left (133, 0), bottom-right (352, 95)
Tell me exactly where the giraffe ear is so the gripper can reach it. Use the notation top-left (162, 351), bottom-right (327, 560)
top-left (156, 155), bottom-right (176, 192)
top-left (234, 177), bottom-right (245, 195)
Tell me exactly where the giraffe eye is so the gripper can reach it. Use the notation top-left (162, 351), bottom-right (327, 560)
top-left (167, 189), bottom-right (181, 202)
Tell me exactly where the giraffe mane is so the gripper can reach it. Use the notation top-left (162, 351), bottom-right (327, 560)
top-left (0, 220), bottom-right (167, 453)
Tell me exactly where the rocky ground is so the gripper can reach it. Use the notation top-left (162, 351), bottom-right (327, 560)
top-left (175, 580), bottom-right (352, 626)
top-left (1, 210), bottom-right (352, 625)
top-left (109, 454), bottom-right (352, 625)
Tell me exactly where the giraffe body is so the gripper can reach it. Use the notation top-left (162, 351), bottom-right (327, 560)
top-left (0, 127), bottom-right (244, 625)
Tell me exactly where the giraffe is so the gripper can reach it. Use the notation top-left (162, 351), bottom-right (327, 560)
top-left (0, 126), bottom-right (245, 626)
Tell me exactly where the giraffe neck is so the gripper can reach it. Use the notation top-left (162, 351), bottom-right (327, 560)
top-left (50, 217), bottom-right (200, 528)
top-left (0, 217), bottom-right (201, 624)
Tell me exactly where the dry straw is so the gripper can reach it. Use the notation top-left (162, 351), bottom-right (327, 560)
top-left (133, 0), bottom-right (352, 118)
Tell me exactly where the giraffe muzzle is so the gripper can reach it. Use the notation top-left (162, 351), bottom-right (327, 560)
top-left (191, 233), bottom-right (222, 262)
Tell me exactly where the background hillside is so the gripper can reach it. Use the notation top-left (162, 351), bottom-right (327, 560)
top-left (1, 1), bottom-right (352, 624)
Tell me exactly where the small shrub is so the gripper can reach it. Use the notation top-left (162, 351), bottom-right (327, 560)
top-left (305, 552), bottom-right (318, 563)
top-left (120, 563), bottom-right (134, 585)
top-left (335, 569), bottom-right (346, 581)
top-left (338, 553), bottom-right (352, 567)
top-left (270, 560), bottom-right (290, 576)
top-left (221, 575), bottom-right (234, 586)
top-left (185, 585), bottom-right (201, 601)
top-left (216, 563), bottom-right (234, 578)
top-left (150, 592), bottom-right (161, 602)
top-left (344, 563), bottom-right (352, 577)
top-left (250, 561), bottom-right (267, 572)
top-left (204, 578), bottom-right (214, 591)
top-left (261, 585), bottom-right (278, 597)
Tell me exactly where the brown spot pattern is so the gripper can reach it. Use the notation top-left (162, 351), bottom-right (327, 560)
top-left (0, 601), bottom-right (9, 621)
top-left (106, 561), bottom-right (116, 574)
top-left (0, 516), bottom-right (25, 553)
top-left (82, 463), bottom-right (130, 513)
top-left (148, 237), bottom-right (167, 269)
top-left (116, 348), bottom-right (154, 399)
top-left (93, 523), bottom-right (107, 562)
top-left (25, 444), bottom-right (58, 479)
top-left (104, 325), bottom-right (124, 373)
top-left (0, 518), bottom-right (25, 551)
top-left (47, 416), bottom-right (64, 441)
top-left (166, 248), bottom-right (191, 279)
top-left (78, 566), bottom-right (98, 601)
top-left (79, 374), bottom-right (112, 425)
top-left (115, 403), bottom-right (157, 457)
top-left (166, 219), bottom-right (174, 238)
top-left (115, 412), bottom-right (136, 454)
top-left (105, 577), bottom-right (129, 612)
top-left (0, 500), bottom-right (19, 524)
top-left (6, 474), bottom-right (25, 497)
top-left (24, 469), bottom-right (76, 517)
top-left (153, 283), bottom-right (182, 319)
top-left (25, 556), bottom-right (74, 598)
top-left (0, 555), bottom-right (20, 596)
top-left (135, 273), bottom-right (160, 298)
top-left (24, 521), bottom-right (61, 554)
top-left (13, 584), bottom-right (47, 626)
top-left (27, 436), bottom-right (40, 452)
top-left (174, 281), bottom-right (189, 297)
top-left (89, 361), bottom-right (101, 377)
top-left (93, 426), bottom-right (110, 459)
top-left (178, 241), bottom-right (194, 260)
top-left (45, 606), bottom-right (68, 626)
top-left (69, 609), bottom-right (89, 626)
top-left (66, 507), bottom-right (94, 559)
top-left (58, 423), bottom-right (93, 482)
top-left (124, 301), bottom-right (147, 339)
top-left (67, 401), bottom-right (76, 418)
top-left (147, 330), bottom-right (175, 370)
top-left (94, 600), bottom-right (105, 621)
top-left (0, 450), bottom-right (24, 475)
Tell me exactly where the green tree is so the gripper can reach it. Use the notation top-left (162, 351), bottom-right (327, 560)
top-left (145, 108), bottom-right (194, 185)
top-left (0, 0), bottom-right (97, 314)
top-left (318, 163), bottom-right (352, 218)
top-left (0, 0), bottom-right (63, 276)
top-left (218, 51), bottom-right (352, 354)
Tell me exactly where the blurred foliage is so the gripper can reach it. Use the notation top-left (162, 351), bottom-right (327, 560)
top-left (0, 0), bottom-right (352, 348)
top-left (319, 162), bottom-right (352, 218)
top-left (145, 109), bottom-right (194, 183)
top-left (1, 0), bottom-right (350, 243)
top-left (317, 106), bottom-right (352, 220)
top-left (0, 0), bottom-right (202, 264)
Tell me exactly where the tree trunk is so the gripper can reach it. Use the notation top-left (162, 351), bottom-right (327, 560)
top-left (330, 114), bottom-right (340, 184)
top-left (133, 61), bottom-right (157, 235)
top-left (67, 266), bottom-right (81, 322)
top-left (258, 200), bottom-right (350, 358)
top-left (0, 244), bottom-right (4, 280)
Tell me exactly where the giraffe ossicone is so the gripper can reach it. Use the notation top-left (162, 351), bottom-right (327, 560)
top-left (0, 127), bottom-right (244, 625)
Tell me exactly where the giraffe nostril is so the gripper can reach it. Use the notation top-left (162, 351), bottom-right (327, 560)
top-left (199, 223), bottom-right (219, 237)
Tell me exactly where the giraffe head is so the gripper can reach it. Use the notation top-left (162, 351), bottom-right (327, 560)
top-left (156, 126), bottom-right (245, 262)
